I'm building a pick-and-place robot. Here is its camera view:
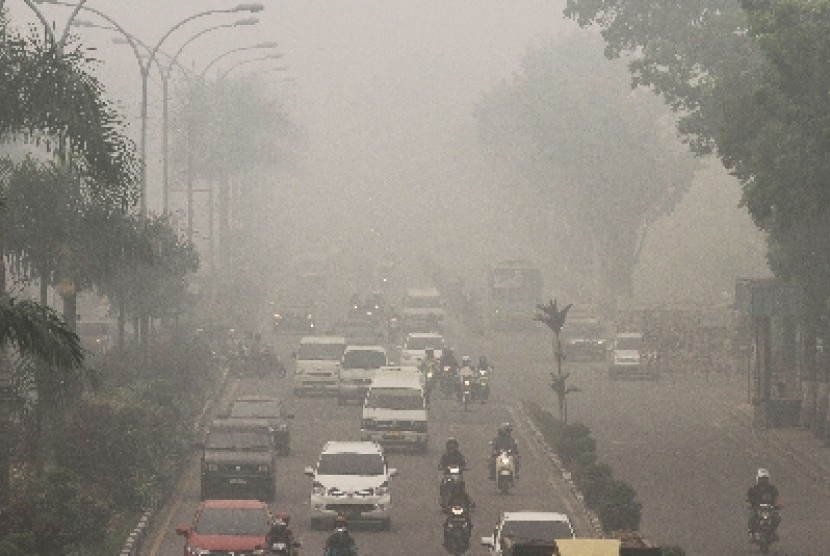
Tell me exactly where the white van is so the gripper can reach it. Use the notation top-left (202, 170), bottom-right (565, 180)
top-left (338, 345), bottom-right (388, 405)
top-left (293, 336), bottom-right (346, 395)
top-left (361, 372), bottom-right (428, 453)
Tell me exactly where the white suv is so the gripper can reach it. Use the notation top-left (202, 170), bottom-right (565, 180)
top-left (481, 511), bottom-right (575, 555)
top-left (304, 441), bottom-right (396, 530)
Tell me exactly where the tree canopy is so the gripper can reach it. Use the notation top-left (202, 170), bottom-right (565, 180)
top-left (475, 31), bottom-right (699, 300)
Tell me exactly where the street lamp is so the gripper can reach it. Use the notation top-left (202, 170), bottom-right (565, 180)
top-left (59, 1), bottom-right (265, 215)
top-left (218, 57), bottom-right (287, 81)
top-left (27, 0), bottom-right (91, 54)
top-left (199, 42), bottom-right (280, 77)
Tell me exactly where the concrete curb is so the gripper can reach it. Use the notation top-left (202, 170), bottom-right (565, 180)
top-left (512, 404), bottom-right (604, 537)
top-left (119, 364), bottom-right (230, 556)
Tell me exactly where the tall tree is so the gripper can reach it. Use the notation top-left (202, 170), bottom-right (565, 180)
top-left (563, 0), bottom-right (830, 429)
top-left (475, 31), bottom-right (699, 306)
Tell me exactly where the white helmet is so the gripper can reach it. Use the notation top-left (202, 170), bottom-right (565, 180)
top-left (756, 468), bottom-right (770, 482)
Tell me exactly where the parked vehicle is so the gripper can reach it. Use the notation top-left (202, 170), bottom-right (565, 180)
top-left (608, 332), bottom-right (658, 380)
top-left (304, 441), bottom-right (397, 530)
top-left (175, 499), bottom-right (272, 556)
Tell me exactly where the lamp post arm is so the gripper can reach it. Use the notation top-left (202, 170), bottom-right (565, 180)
top-left (218, 57), bottom-right (286, 81)
top-left (148, 9), bottom-right (234, 80)
top-left (22, 0), bottom-right (58, 49)
top-left (74, 4), bottom-right (148, 73)
top-left (58, 0), bottom-right (89, 48)
top-left (165, 23), bottom-right (233, 81)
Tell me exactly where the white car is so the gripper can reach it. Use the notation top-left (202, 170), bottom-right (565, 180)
top-left (481, 511), bottom-right (575, 555)
top-left (400, 332), bottom-right (445, 367)
top-left (361, 372), bottom-right (428, 453)
top-left (293, 336), bottom-right (346, 395)
top-left (304, 441), bottom-right (396, 530)
top-left (608, 331), bottom-right (658, 380)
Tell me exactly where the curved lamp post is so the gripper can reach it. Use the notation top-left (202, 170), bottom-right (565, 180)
top-left (57, 1), bottom-right (264, 215)
top-left (199, 42), bottom-right (280, 78)
top-left (218, 56), bottom-right (287, 81)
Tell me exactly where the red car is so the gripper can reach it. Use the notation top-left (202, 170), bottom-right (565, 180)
top-left (176, 499), bottom-right (272, 556)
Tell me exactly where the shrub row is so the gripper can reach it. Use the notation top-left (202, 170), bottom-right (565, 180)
top-left (0, 330), bottom-right (221, 554)
top-left (524, 400), bottom-right (685, 556)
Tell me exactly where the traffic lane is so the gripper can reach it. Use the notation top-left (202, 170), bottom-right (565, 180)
top-left (475, 329), bottom-right (830, 554)
top-left (265, 372), bottom-right (587, 555)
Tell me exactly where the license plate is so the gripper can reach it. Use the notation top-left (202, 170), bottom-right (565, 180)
top-left (230, 478), bottom-right (248, 484)
top-left (385, 432), bottom-right (403, 439)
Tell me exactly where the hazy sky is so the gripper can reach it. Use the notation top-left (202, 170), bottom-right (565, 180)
top-left (6, 1), bottom-right (768, 302)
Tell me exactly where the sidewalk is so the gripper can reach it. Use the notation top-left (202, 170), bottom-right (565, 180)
top-left (729, 403), bottom-right (830, 490)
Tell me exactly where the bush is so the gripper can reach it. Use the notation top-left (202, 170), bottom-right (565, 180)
top-left (574, 462), bottom-right (613, 507)
top-left (596, 479), bottom-right (642, 532)
top-left (0, 464), bottom-right (112, 555)
top-left (660, 546), bottom-right (686, 556)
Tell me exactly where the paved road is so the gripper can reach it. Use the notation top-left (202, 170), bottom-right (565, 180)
top-left (460, 327), bottom-right (830, 555)
top-left (143, 321), bottom-right (830, 555)
top-left (143, 330), bottom-right (591, 556)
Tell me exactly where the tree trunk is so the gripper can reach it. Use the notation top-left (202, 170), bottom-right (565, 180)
top-left (61, 291), bottom-right (77, 332)
top-left (799, 313), bottom-right (818, 429)
top-left (0, 206), bottom-right (10, 504)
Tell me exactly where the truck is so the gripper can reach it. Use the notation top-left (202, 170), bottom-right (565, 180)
top-left (488, 260), bottom-right (543, 330)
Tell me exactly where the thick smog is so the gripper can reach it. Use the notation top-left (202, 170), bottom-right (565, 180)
top-left (0, 2), bottom-right (827, 555)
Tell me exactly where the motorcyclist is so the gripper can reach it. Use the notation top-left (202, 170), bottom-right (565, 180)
top-left (746, 468), bottom-right (781, 539)
top-left (478, 355), bottom-right (491, 372)
top-left (443, 478), bottom-right (475, 526)
top-left (489, 422), bottom-right (520, 480)
top-left (457, 356), bottom-right (477, 401)
top-left (324, 514), bottom-right (358, 556)
top-left (265, 511), bottom-right (295, 553)
top-left (440, 347), bottom-right (458, 370)
top-left (439, 437), bottom-right (467, 470)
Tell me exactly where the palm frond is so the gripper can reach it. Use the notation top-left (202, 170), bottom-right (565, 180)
top-left (0, 296), bottom-right (84, 369)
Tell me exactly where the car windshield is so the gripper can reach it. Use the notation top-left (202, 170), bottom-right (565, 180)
top-left (405, 296), bottom-right (441, 309)
top-left (318, 453), bottom-right (385, 475)
top-left (298, 343), bottom-right (344, 360)
top-left (342, 350), bottom-right (386, 369)
top-left (366, 390), bottom-right (423, 410)
top-left (502, 519), bottom-right (573, 542)
top-left (230, 400), bottom-right (282, 419)
top-left (206, 431), bottom-right (271, 451)
top-left (616, 336), bottom-right (643, 350)
top-left (194, 507), bottom-right (270, 536)
top-left (405, 336), bottom-right (444, 350)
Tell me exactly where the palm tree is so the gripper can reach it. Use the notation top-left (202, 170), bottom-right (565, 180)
top-left (535, 299), bottom-right (579, 422)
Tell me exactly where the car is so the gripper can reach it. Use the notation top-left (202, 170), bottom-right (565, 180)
top-left (481, 511), bottom-right (575, 555)
top-left (227, 396), bottom-right (294, 455)
top-left (304, 440), bottom-right (396, 530)
top-left (401, 287), bottom-right (445, 332)
top-left (608, 331), bottom-right (658, 380)
top-left (338, 345), bottom-right (388, 405)
top-left (200, 418), bottom-right (276, 502)
top-left (175, 499), bottom-right (272, 556)
top-left (400, 331), bottom-right (445, 367)
top-left (562, 316), bottom-right (607, 361)
top-left (361, 372), bottom-right (428, 453)
top-left (273, 306), bottom-right (316, 334)
top-left (293, 336), bottom-right (347, 395)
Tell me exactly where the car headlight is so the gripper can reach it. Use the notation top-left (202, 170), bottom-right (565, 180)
top-left (186, 545), bottom-right (210, 556)
top-left (257, 464), bottom-right (270, 472)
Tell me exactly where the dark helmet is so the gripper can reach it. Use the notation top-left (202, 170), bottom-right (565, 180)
top-left (335, 514), bottom-right (348, 528)
top-left (498, 422), bottom-right (512, 436)
top-left (446, 437), bottom-right (459, 451)
top-left (274, 511), bottom-right (290, 525)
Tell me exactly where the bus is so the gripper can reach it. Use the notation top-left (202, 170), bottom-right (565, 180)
top-left (488, 260), bottom-right (543, 330)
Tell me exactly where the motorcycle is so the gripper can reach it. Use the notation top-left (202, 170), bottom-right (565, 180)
top-left (440, 366), bottom-right (457, 399)
top-left (476, 368), bottom-right (490, 401)
top-left (494, 449), bottom-right (516, 495)
top-left (751, 503), bottom-right (781, 554)
top-left (255, 540), bottom-right (301, 555)
top-left (459, 376), bottom-right (473, 411)
top-left (442, 504), bottom-right (472, 556)
top-left (440, 465), bottom-right (465, 508)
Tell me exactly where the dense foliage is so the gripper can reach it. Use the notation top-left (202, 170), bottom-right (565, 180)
top-left (476, 31), bottom-right (699, 302)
